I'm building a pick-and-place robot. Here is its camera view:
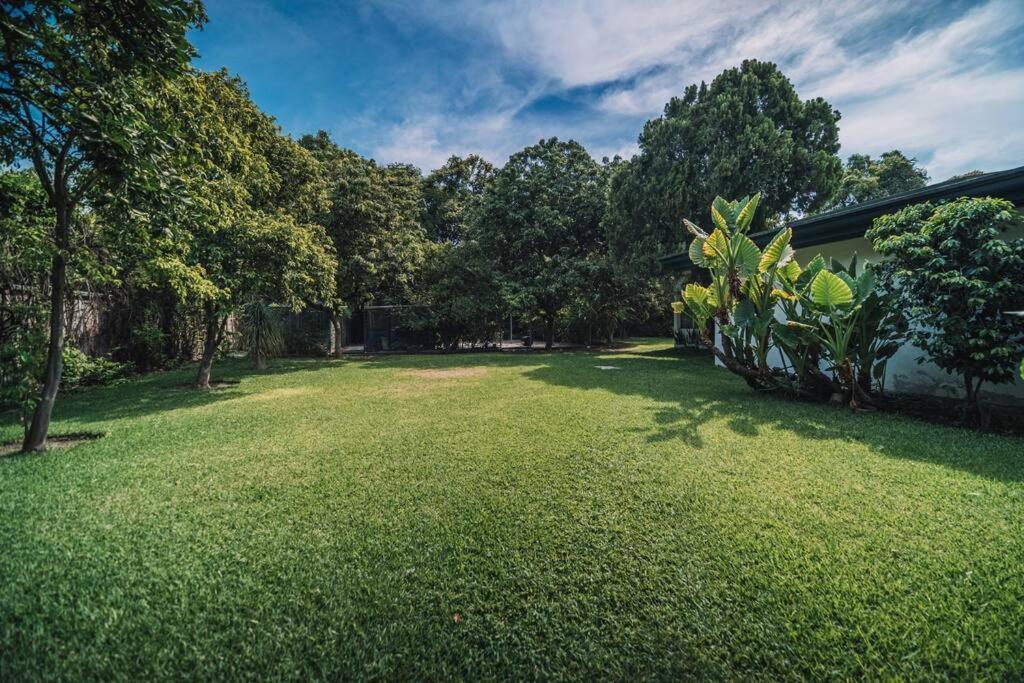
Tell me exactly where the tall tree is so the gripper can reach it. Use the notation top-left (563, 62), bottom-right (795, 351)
top-left (826, 150), bottom-right (929, 209)
top-left (476, 137), bottom-right (605, 349)
top-left (299, 131), bottom-right (427, 355)
top-left (120, 71), bottom-right (336, 388)
top-left (605, 59), bottom-right (842, 270)
top-left (0, 0), bottom-right (205, 451)
top-left (422, 154), bottom-right (495, 243)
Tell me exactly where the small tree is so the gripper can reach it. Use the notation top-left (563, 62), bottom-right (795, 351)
top-left (867, 197), bottom-right (1024, 419)
top-left (240, 299), bottom-right (284, 370)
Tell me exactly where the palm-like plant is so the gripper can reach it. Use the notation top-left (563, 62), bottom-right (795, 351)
top-left (240, 298), bottom-right (285, 370)
top-left (672, 195), bottom-right (899, 407)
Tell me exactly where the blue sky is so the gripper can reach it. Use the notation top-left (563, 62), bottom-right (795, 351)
top-left (191, 0), bottom-right (1024, 181)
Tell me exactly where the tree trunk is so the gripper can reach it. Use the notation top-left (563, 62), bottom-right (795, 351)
top-left (544, 315), bottom-right (555, 350)
top-left (253, 353), bottom-right (267, 370)
top-left (330, 311), bottom-right (345, 358)
top-left (194, 303), bottom-right (221, 389)
top-left (22, 206), bottom-right (71, 453)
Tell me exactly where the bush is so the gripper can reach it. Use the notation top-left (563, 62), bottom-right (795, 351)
top-left (866, 196), bottom-right (1024, 419)
top-left (61, 347), bottom-right (131, 390)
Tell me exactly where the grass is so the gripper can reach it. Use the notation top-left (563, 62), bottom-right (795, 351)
top-left (1, 338), bottom-right (1023, 679)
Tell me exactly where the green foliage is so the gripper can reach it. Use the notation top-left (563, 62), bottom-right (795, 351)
top-left (414, 242), bottom-right (504, 349)
top-left (421, 154), bottom-right (495, 244)
top-left (60, 347), bottom-right (130, 390)
top-left (673, 194), bottom-right (899, 406)
top-left (240, 299), bottom-right (285, 369)
top-left (476, 137), bottom-right (606, 349)
top-left (826, 151), bottom-right (930, 210)
top-left (867, 197), bottom-right (1024, 412)
top-left (299, 131), bottom-right (427, 314)
top-left (605, 60), bottom-right (842, 273)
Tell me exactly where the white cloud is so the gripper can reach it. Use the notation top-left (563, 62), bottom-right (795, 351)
top-left (365, 0), bottom-right (1024, 178)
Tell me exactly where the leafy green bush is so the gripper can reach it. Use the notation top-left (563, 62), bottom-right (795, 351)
top-left (60, 348), bottom-right (131, 390)
top-left (866, 197), bottom-right (1024, 419)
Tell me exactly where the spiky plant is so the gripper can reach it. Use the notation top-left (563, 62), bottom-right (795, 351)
top-left (240, 299), bottom-right (284, 370)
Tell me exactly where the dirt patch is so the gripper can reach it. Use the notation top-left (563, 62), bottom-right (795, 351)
top-left (400, 368), bottom-right (488, 380)
top-left (1, 432), bottom-right (103, 457)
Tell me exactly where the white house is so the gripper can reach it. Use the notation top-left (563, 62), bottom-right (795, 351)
top-left (659, 165), bottom-right (1024, 402)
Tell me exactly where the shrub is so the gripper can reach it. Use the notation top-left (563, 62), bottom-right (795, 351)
top-left (240, 299), bottom-right (285, 369)
top-left (866, 197), bottom-right (1024, 420)
top-left (60, 347), bottom-right (131, 390)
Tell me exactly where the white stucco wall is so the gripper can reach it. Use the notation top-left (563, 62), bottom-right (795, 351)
top-left (712, 232), bottom-right (1024, 403)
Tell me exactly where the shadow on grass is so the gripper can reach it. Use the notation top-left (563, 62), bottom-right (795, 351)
top-left (520, 350), bottom-right (1024, 484)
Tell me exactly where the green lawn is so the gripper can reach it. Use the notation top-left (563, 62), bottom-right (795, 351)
top-left (1, 339), bottom-right (1023, 679)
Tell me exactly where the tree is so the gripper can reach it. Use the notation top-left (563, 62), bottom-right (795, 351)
top-left (422, 154), bottom-right (495, 243)
top-left (1, 0), bottom-right (205, 451)
top-left (826, 150), bottom-right (929, 209)
top-left (120, 71), bottom-right (335, 388)
top-left (476, 138), bottom-right (605, 349)
top-left (415, 241), bottom-right (503, 350)
top-left (299, 131), bottom-right (427, 356)
top-left (605, 60), bottom-right (842, 269)
top-left (866, 197), bottom-right (1024, 420)
top-left (181, 73), bottom-right (334, 388)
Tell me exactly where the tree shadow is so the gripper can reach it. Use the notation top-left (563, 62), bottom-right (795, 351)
top-left (522, 349), bottom-right (1024, 484)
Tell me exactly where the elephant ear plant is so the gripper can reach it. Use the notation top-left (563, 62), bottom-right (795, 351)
top-left (673, 194), bottom-right (900, 408)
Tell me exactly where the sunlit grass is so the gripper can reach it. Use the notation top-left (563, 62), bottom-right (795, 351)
top-left (2, 339), bottom-right (1022, 679)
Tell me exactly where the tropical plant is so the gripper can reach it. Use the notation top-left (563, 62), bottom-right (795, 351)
top-left (240, 299), bottom-right (285, 370)
top-left (673, 194), bottom-right (898, 407)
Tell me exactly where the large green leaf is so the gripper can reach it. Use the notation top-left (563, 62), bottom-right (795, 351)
top-left (779, 259), bottom-right (802, 284)
top-left (734, 234), bottom-right (761, 276)
top-left (758, 227), bottom-right (794, 273)
top-left (702, 229), bottom-right (729, 264)
top-left (732, 299), bottom-right (756, 330)
top-left (710, 204), bottom-right (728, 232)
top-left (736, 192), bottom-right (761, 232)
top-left (797, 254), bottom-right (827, 291)
top-left (689, 236), bottom-right (708, 266)
top-left (712, 196), bottom-right (733, 227)
top-left (810, 270), bottom-right (854, 308)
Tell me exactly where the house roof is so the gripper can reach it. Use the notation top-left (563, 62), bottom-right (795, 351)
top-left (658, 164), bottom-right (1024, 273)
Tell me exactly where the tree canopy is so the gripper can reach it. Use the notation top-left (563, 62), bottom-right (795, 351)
top-left (1, 0), bottom-right (205, 450)
top-left (476, 137), bottom-right (606, 349)
top-left (421, 154), bottom-right (495, 244)
top-left (605, 59), bottom-right (842, 266)
top-left (826, 150), bottom-right (929, 209)
top-left (867, 197), bottom-right (1024, 418)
